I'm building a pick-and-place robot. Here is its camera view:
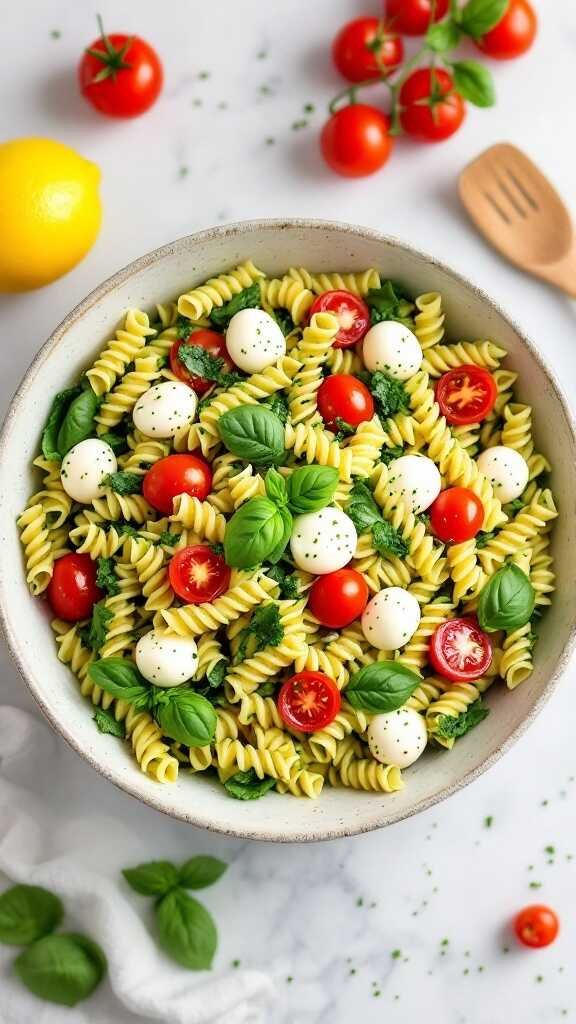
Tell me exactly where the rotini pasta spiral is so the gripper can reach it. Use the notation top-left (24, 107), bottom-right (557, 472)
top-left (86, 309), bottom-right (155, 396)
top-left (96, 354), bottom-right (162, 431)
top-left (500, 624), bottom-right (534, 690)
top-left (17, 503), bottom-right (54, 594)
top-left (288, 312), bottom-right (340, 425)
top-left (92, 489), bottom-right (154, 524)
top-left (396, 598), bottom-right (455, 674)
top-left (161, 572), bottom-right (278, 636)
top-left (177, 260), bottom-right (265, 321)
top-left (477, 489), bottom-right (558, 575)
top-left (284, 422), bottom-right (353, 480)
top-left (260, 275), bottom-right (314, 325)
top-left (422, 340), bottom-right (507, 377)
top-left (414, 292), bottom-right (445, 349)
top-left (170, 493), bottom-right (226, 541)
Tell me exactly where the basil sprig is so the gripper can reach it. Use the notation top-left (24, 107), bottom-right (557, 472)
top-left (477, 564), bottom-right (535, 633)
top-left (346, 481), bottom-right (408, 558)
top-left (15, 933), bottom-right (106, 1007)
top-left (218, 405), bottom-right (285, 465)
top-left (365, 281), bottom-right (414, 328)
top-left (287, 465), bottom-right (338, 514)
top-left (209, 282), bottom-right (261, 328)
top-left (41, 383), bottom-right (100, 461)
top-left (0, 885), bottom-right (63, 946)
top-left (345, 661), bottom-right (421, 713)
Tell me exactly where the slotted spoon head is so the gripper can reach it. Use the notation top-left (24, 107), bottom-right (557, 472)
top-left (459, 143), bottom-right (575, 284)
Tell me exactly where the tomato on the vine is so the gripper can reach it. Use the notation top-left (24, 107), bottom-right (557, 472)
top-left (278, 672), bottom-right (341, 732)
top-left (317, 373), bottom-right (374, 429)
top-left (399, 68), bottom-right (465, 143)
top-left (475, 0), bottom-right (537, 60)
top-left (79, 18), bottom-right (163, 118)
top-left (143, 454), bottom-right (212, 516)
top-left (514, 905), bottom-right (559, 948)
top-left (320, 104), bottom-right (394, 178)
top-left (332, 17), bottom-right (403, 84)
top-left (47, 553), bottom-right (103, 622)
top-left (385, 0), bottom-right (449, 35)
top-left (169, 330), bottom-right (234, 395)
top-left (308, 569), bottom-right (369, 629)
top-left (169, 545), bottom-right (231, 604)
top-left (430, 618), bottom-right (492, 682)
top-left (309, 291), bottom-right (370, 349)
top-left (436, 365), bottom-right (497, 425)
top-left (429, 487), bottom-right (484, 543)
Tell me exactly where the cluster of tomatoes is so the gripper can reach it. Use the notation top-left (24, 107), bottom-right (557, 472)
top-left (321, 0), bottom-right (537, 177)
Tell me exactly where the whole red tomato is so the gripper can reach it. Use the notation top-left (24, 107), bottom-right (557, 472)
top-left (514, 905), bottom-right (559, 948)
top-left (47, 553), bottom-right (103, 622)
top-left (79, 19), bottom-right (163, 118)
top-left (321, 104), bottom-right (394, 178)
top-left (475, 0), bottom-right (537, 59)
top-left (332, 17), bottom-right (403, 83)
top-left (385, 0), bottom-right (449, 35)
top-left (399, 68), bottom-right (465, 143)
top-left (143, 454), bottom-right (212, 516)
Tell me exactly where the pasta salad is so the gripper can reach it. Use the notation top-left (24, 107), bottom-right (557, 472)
top-left (17, 261), bottom-right (557, 800)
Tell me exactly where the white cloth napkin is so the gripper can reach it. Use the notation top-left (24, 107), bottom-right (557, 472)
top-left (0, 705), bottom-right (275, 1024)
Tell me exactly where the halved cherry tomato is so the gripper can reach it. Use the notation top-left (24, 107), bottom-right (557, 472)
top-left (332, 17), bottom-right (403, 83)
top-left (278, 672), bottom-right (341, 733)
top-left (436, 365), bottom-right (497, 425)
top-left (309, 569), bottom-right (369, 629)
top-left (475, 0), bottom-right (537, 60)
top-left (430, 617), bottom-right (492, 682)
top-left (514, 905), bottom-right (559, 948)
top-left (169, 545), bottom-right (231, 604)
top-left (79, 24), bottom-right (163, 119)
top-left (385, 0), bottom-right (449, 35)
top-left (399, 68), bottom-right (465, 143)
top-left (309, 290), bottom-right (370, 349)
top-left (320, 104), bottom-right (394, 179)
top-left (317, 374), bottom-right (374, 430)
top-left (143, 454), bottom-right (212, 516)
top-left (47, 553), bottom-right (103, 622)
top-left (169, 330), bottom-right (234, 396)
top-left (430, 487), bottom-right (484, 543)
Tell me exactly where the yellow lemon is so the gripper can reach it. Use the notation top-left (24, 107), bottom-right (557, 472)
top-left (0, 137), bottom-right (102, 292)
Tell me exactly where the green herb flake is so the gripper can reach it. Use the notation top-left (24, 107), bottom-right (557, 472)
top-left (50, 29), bottom-right (61, 39)
top-left (177, 342), bottom-right (243, 389)
top-left (233, 604), bottom-right (284, 664)
top-left (391, 949), bottom-right (402, 959)
top-left (484, 815), bottom-right (493, 828)
top-left (159, 529), bottom-right (180, 548)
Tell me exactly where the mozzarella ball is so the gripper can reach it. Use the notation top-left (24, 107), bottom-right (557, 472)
top-left (362, 321), bottom-right (422, 380)
top-left (60, 438), bottom-right (117, 503)
top-left (135, 630), bottom-right (198, 687)
top-left (387, 454), bottom-right (441, 514)
top-left (290, 507), bottom-right (357, 574)
top-left (367, 708), bottom-right (427, 769)
top-left (225, 308), bottom-right (286, 374)
top-left (476, 445), bottom-right (529, 505)
top-left (361, 587), bottom-right (421, 651)
top-left (133, 381), bottom-right (197, 439)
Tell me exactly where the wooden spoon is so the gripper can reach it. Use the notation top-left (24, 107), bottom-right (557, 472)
top-left (459, 143), bottom-right (576, 298)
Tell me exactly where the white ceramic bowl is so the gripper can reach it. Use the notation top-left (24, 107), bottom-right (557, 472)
top-left (1, 220), bottom-right (575, 842)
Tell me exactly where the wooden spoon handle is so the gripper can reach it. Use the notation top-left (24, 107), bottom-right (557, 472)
top-left (538, 244), bottom-right (576, 298)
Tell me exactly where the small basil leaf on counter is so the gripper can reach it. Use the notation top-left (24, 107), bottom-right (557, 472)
top-left (426, 18), bottom-right (462, 51)
top-left (459, 0), bottom-right (508, 38)
top-left (41, 387), bottom-right (81, 462)
top-left (451, 60), bottom-right (496, 107)
top-left (223, 769), bottom-right (277, 800)
top-left (122, 861), bottom-right (179, 897)
top-left (178, 856), bottom-right (227, 890)
top-left (93, 707), bottom-right (125, 738)
top-left (477, 563), bottom-right (535, 632)
top-left (345, 661), bottom-right (421, 713)
top-left (0, 885), bottom-right (63, 946)
top-left (156, 888), bottom-right (217, 970)
top-left (14, 933), bottom-right (106, 1006)
top-left (56, 387), bottom-right (100, 457)
top-left (286, 465), bottom-right (338, 514)
top-left (154, 689), bottom-right (217, 748)
top-left (209, 281), bottom-right (261, 329)
top-left (218, 405), bottom-right (285, 465)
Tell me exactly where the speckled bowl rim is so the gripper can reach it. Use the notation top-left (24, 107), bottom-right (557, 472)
top-left (1, 218), bottom-right (575, 842)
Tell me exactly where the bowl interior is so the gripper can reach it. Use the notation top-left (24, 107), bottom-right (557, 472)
top-left (1, 220), bottom-right (574, 841)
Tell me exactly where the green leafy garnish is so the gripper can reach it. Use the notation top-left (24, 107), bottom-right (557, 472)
top-left (368, 372), bottom-right (410, 420)
top-left (346, 661), bottom-right (421, 713)
top-left (123, 861), bottom-right (179, 896)
top-left (81, 602), bottom-right (113, 652)
top-left (272, 308), bottom-right (295, 337)
top-left (41, 387), bottom-right (81, 461)
top-left (218, 405), bottom-right (285, 465)
top-left (93, 707), bottom-right (125, 738)
top-left (98, 431), bottom-right (129, 456)
top-left (264, 563), bottom-right (300, 599)
top-left (506, 497), bottom-right (526, 515)
top-left (262, 392), bottom-right (289, 424)
top-left (346, 481), bottom-right (408, 558)
top-left (477, 564), bottom-right (535, 633)
top-left (371, 520), bottom-right (409, 559)
top-left (334, 417), bottom-right (355, 442)
top-left (224, 769), bottom-right (277, 800)
top-left (365, 281), bottom-right (414, 327)
top-left (476, 530), bottom-right (496, 549)
top-left (15, 933), bottom-right (106, 1007)
top-left (159, 529), bottom-right (180, 548)
top-left (452, 60), bottom-right (496, 108)
top-left (435, 700), bottom-right (489, 740)
top-left (209, 282), bottom-right (261, 329)
top-left (95, 557), bottom-right (119, 596)
top-left (0, 885), bottom-right (63, 946)
top-left (224, 496), bottom-right (291, 568)
top-left (56, 387), bottom-right (100, 458)
top-left (380, 445), bottom-right (404, 465)
top-left (102, 471), bottom-right (142, 496)
top-left (206, 658), bottom-right (228, 687)
top-left (208, 541), bottom-right (225, 558)
top-left (233, 603), bottom-right (284, 664)
top-left (177, 343), bottom-right (243, 389)
top-left (156, 889), bottom-right (217, 970)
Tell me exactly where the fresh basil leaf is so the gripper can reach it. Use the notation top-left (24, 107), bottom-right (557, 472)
top-left (103, 471), bottom-right (142, 496)
top-left (346, 661), bottom-right (421, 712)
top-left (84, 602), bottom-right (113, 652)
top-left (286, 465), bottom-right (338, 514)
top-left (369, 372), bottom-right (409, 419)
top-left (234, 603), bottom-right (284, 664)
top-left (224, 496), bottom-right (289, 568)
top-left (122, 861), bottom-right (179, 897)
top-left (41, 387), bottom-right (81, 462)
top-left (346, 481), bottom-right (381, 532)
top-left (380, 445), bottom-right (404, 465)
top-left (209, 282), bottom-right (261, 329)
top-left (99, 431), bottom-right (129, 456)
top-left (154, 689), bottom-right (217, 748)
top-left (175, 315), bottom-right (198, 339)
top-left (436, 700), bottom-right (489, 740)
top-left (93, 707), bottom-right (125, 738)
top-left (0, 885), bottom-right (63, 946)
top-left (118, 522), bottom-right (138, 539)
top-left (452, 60), bottom-right (496, 107)
top-left (372, 519), bottom-right (409, 558)
top-left (224, 769), bottom-right (277, 800)
top-left (159, 529), bottom-right (180, 548)
top-left (88, 658), bottom-right (150, 703)
top-left (156, 888), bottom-right (217, 970)
top-left (365, 281), bottom-right (414, 327)
top-left (272, 308), bottom-right (295, 336)
top-left (218, 405), bottom-right (285, 465)
top-left (478, 563), bottom-right (535, 632)
top-left (266, 505), bottom-right (292, 564)
top-left (96, 557), bottom-right (119, 596)
top-left (427, 18), bottom-right (462, 51)
top-left (265, 467), bottom-right (288, 506)
top-left (206, 658), bottom-right (228, 687)
top-left (178, 856), bottom-right (227, 890)
top-left (262, 392), bottom-right (289, 424)
top-left (56, 388), bottom-right (99, 457)
top-left (177, 343), bottom-right (243, 389)
top-left (459, 0), bottom-right (508, 38)
top-left (14, 933), bottom-right (106, 1006)
top-left (264, 563), bottom-right (300, 599)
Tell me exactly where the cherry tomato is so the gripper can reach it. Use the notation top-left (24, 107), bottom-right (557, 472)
top-left (317, 374), bottom-right (375, 429)
top-left (47, 553), bottom-right (103, 622)
top-left (430, 617), bottom-right (492, 683)
top-left (429, 487), bottom-right (484, 543)
top-left (332, 17), bottom-right (403, 84)
top-left (79, 21), bottom-right (163, 119)
top-left (399, 68), bottom-right (465, 143)
top-left (143, 454), bottom-right (212, 516)
top-left (278, 672), bottom-right (341, 733)
top-left (475, 0), bottom-right (537, 60)
top-left (436, 365), bottom-right (497, 425)
top-left (169, 330), bottom-right (234, 396)
top-left (385, 0), bottom-right (449, 35)
top-left (514, 905), bottom-right (559, 948)
top-left (309, 291), bottom-right (370, 349)
top-left (320, 104), bottom-right (394, 178)
top-left (169, 545), bottom-right (231, 604)
top-left (308, 569), bottom-right (369, 629)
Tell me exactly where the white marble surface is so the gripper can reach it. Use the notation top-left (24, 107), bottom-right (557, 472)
top-left (1, 1), bottom-right (576, 1020)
